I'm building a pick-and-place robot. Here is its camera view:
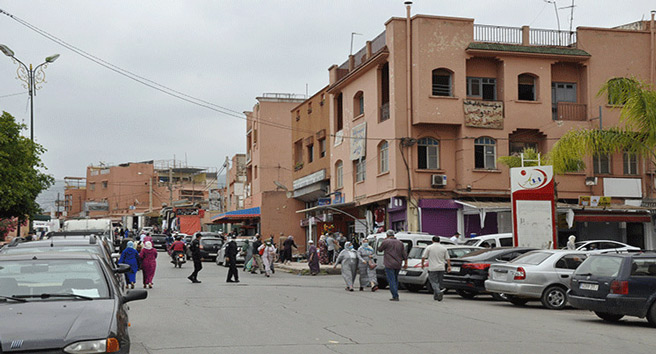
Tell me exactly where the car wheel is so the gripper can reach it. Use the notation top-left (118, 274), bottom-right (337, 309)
top-left (405, 284), bottom-right (423, 293)
top-left (541, 285), bottom-right (567, 310)
top-left (646, 302), bottom-right (656, 327)
top-left (491, 293), bottom-right (507, 301)
top-left (456, 289), bottom-right (477, 299)
top-left (595, 312), bottom-right (624, 322)
top-left (506, 295), bottom-right (529, 306)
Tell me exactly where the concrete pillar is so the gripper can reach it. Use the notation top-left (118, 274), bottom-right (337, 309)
top-left (348, 55), bottom-right (355, 71)
top-left (328, 65), bottom-right (338, 85)
top-left (366, 40), bottom-right (372, 59)
top-left (522, 25), bottom-right (530, 46)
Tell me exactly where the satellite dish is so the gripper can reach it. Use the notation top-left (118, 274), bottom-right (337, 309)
top-left (286, 191), bottom-right (293, 199)
top-left (273, 180), bottom-right (288, 191)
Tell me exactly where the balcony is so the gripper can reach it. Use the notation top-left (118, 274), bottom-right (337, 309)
top-left (554, 102), bottom-right (587, 121)
top-left (473, 24), bottom-right (577, 47)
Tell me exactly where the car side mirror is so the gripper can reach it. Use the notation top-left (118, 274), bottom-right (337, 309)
top-left (122, 289), bottom-right (148, 303)
top-left (114, 264), bottom-right (131, 274)
top-left (111, 253), bottom-right (120, 260)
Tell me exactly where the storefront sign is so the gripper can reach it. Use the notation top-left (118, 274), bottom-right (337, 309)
top-left (578, 196), bottom-right (611, 207)
top-left (175, 208), bottom-right (199, 216)
top-left (463, 100), bottom-right (504, 129)
top-left (510, 166), bottom-right (556, 249)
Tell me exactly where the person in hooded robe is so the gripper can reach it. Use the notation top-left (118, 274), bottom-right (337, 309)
top-left (307, 240), bottom-right (320, 275)
top-left (139, 241), bottom-right (158, 288)
top-left (567, 235), bottom-right (577, 250)
top-left (119, 241), bottom-right (139, 289)
top-left (334, 242), bottom-right (363, 291)
top-left (260, 239), bottom-right (277, 277)
top-left (357, 238), bottom-right (378, 291)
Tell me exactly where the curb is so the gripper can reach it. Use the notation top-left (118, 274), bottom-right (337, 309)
top-left (276, 263), bottom-right (341, 275)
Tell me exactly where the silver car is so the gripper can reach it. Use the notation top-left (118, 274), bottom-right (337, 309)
top-left (485, 250), bottom-right (589, 309)
top-left (216, 239), bottom-right (248, 267)
top-left (399, 245), bottom-right (482, 292)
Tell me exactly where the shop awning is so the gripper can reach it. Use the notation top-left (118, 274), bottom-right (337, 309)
top-left (296, 202), bottom-right (356, 214)
top-left (455, 200), bottom-right (511, 229)
top-left (211, 207), bottom-right (260, 223)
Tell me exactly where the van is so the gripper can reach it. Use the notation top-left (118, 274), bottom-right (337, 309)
top-left (462, 233), bottom-right (513, 248)
top-left (63, 219), bottom-right (117, 249)
top-left (367, 231), bottom-right (454, 288)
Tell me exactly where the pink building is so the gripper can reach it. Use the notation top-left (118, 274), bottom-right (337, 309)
top-left (314, 8), bottom-right (656, 248)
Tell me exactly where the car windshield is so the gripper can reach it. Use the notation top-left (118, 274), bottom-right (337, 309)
top-left (510, 251), bottom-right (552, 265)
top-left (463, 239), bottom-right (479, 246)
top-left (202, 239), bottom-right (223, 246)
top-left (575, 256), bottom-right (622, 277)
top-left (0, 259), bottom-right (110, 299)
top-left (408, 247), bottom-right (426, 259)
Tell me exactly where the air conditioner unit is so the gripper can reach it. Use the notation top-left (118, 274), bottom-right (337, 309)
top-left (431, 174), bottom-right (447, 187)
top-left (585, 177), bottom-right (598, 186)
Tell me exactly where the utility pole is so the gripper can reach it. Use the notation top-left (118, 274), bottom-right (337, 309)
top-left (168, 167), bottom-right (173, 207)
top-left (148, 177), bottom-right (153, 212)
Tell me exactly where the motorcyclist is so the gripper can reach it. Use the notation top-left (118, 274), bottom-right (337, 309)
top-left (170, 236), bottom-right (186, 262)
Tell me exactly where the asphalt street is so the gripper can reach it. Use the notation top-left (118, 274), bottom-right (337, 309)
top-left (129, 253), bottom-right (656, 354)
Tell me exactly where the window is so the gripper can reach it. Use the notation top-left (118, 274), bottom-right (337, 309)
top-left (432, 68), bottom-right (452, 96)
top-left (319, 139), bottom-right (326, 158)
top-left (379, 141), bottom-right (389, 173)
top-left (307, 102), bottom-right (313, 114)
top-left (467, 77), bottom-right (496, 100)
top-left (623, 151), bottom-right (638, 175)
top-left (320, 93), bottom-right (325, 106)
top-left (254, 166), bottom-right (258, 179)
top-left (417, 138), bottom-right (440, 170)
top-left (295, 110), bottom-right (300, 121)
top-left (336, 93), bottom-right (343, 131)
top-left (474, 137), bottom-right (496, 169)
top-left (294, 140), bottom-right (303, 166)
top-left (380, 62), bottom-right (390, 122)
top-left (355, 159), bottom-right (366, 182)
top-left (518, 74), bottom-right (536, 101)
top-left (593, 153), bottom-right (611, 174)
top-left (307, 144), bottom-right (314, 163)
top-left (335, 161), bottom-right (343, 189)
top-left (89, 183), bottom-right (95, 191)
top-left (555, 254), bottom-right (587, 270)
top-left (101, 181), bottom-right (108, 189)
top-left (354, 91), bottom-right (364, 117)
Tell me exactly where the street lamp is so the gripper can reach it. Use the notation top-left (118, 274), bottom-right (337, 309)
top-left (0, 44), bottom-right (59, 141)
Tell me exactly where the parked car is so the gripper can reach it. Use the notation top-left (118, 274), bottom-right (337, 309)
top-left (485, 250), bottom-right (589, 309)
top-left (0, 251), bottom-right (147, 353)
top-left (216, 238), bottom-right (248, 266)
top-left (573, 240), bottom-right (640, 254)
top-left (462, 233), bottom-right (514, 248)
top-left (150, 234), bottom-right (168, 251)
top-left (443, 247), bottom-right (537, 299)
top-left (47, 231), bottom-right (116, 257)
top-left (568, 252), bottom-right (656, 326)
top-left (399, 244), bottom-right (482, 292)
top-left (187, 237), bottom-right (224, 261)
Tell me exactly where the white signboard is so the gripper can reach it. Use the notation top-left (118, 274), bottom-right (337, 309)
top-left (514, 200), bottom-right (554, 249)
top-left (510, 165), bottom-right (556, 249)
top-left (603, 178), bottom-right (642, 198)
top-left (350, 122), bottom-right (367, 161)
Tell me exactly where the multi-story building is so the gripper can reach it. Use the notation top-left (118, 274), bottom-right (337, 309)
top-left (311, 8), bottom-right (656, 248)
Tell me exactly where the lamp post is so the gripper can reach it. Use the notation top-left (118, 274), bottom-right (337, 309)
top-left (0, 44), bottom-right (59, 141)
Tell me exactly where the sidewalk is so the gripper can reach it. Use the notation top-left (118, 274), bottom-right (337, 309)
top-left (275, 261), bottom-right (341, 275)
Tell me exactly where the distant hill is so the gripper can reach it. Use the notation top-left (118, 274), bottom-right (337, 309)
top-left (36, 179), bottom-right (66, 214)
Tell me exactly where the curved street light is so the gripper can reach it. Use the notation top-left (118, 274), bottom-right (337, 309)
top-left (0, 44), bottom-right (59, 141)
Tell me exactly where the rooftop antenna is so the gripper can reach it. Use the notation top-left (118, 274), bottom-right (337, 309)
top-left (350, 32), bottom-right (363, 55)
top-left (544, 1), bottom-right (561, 32)
top-left (559, 0), bottom-right (576, 44)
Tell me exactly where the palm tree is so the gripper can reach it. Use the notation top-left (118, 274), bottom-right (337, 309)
top-left (548, 78), bottom-right (656, 174)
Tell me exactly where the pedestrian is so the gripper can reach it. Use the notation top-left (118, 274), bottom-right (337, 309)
top-left (118, 241), bottom-right (139, 289)
top-left (259, 239), bottom-right (277, 277)
top-left (251, 234), bottom-right (265, 274)
top-left (567, 235), bottom-right (576, 250)
top-left (143, 233), bottom-right (153, 244)
top-left (334, 242), bottom-right (361, 291)
top-left (318, 235), bottom-right (329, 265)
top-left (307, 240), bottom-right (320, 275)
top-left (188, 233), bottom-right (203, 283)
top-left (268, 236), bottom-right (276, 274)
top-left (243, 239), bottom-right (253, 272)
top-left (449, 232), bottom-right (460, 244)
top-left (226, 236), bottom-right (240, 283)
top-left (421, 236), bottom-right (451, 301)
top-left (282, 235), bottom-right (298, 265)
top-left (325, 233), bottom-right (337, 265)
top-left (337, 233), bottom-right (347, 250)
top-left (139, 241), bottom-right (158, 289)
top-left (377, 229), bottom-right (408, 301)
top-left (357, 238), bottom-right (378, 291)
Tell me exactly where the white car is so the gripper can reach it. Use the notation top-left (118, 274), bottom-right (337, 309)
top-left (573, 240), bottom-right (640, 254)
top-left (462, 233), bottom-right (513, 248)
top-left (216, 239), bottom-right (249, 267)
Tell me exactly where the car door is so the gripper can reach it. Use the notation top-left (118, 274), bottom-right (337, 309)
top-left (554, 254), bottom-right (588, 287)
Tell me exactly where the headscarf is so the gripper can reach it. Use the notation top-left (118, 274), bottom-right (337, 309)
top-left (308, 240), bottom-right (314, 244)
top-left (345, 241), bottom-right (353, 250)
top-left (288, 235), bottom-right (293, 240)
top-left (319, 235), bottom-right (326, 241)
top-left (568, 235), bottom-right (576, 243)
top-left (127, 241), bottom-right (135, 249)
top-left (144, 241), bottom-right (153, 250)
top-left (360, 239), bottom-right (373, 252)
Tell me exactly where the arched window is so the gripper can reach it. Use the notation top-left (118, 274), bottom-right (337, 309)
top-left (518, 73), bottom-right (537, 101)
top-left (335, 160), bottom-right (343, 189)
top-left (417, 138), bottom-right (439, 170)
top-left (432, 68), bottom-right (453, 96)
top-left (378, 140), bottom-right (389, 173)
top-left (353, 91), bottom-right (364, 117)
top-left (474, 137), bottom-right (496, 170)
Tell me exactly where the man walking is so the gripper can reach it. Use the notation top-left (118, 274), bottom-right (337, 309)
top-left (422, 236), bottom-right (451, 301)
top-left (449, 232), bottom-right (460, 244)
top-left (251, 234), bottom-right (264, 274)
top-left (377, 230), bottom-right (407, 301)
top-left (226, 236), bottom-right (240, 283)
top-left (187, 233), bottom-right (203, 283)
top-left (326, 233), bottom-right (337, 264)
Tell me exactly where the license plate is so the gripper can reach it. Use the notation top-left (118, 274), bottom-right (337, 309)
top-left (579, 283), bottom-right (599, 291)
top-left (492, 271), bottom-right (506, 281)
top-left (450, 266), bottom-right (460, 273)
top-left (399, 270), bottom-right (407, 276)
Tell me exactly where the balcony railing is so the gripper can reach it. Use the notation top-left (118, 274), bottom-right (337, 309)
top-left (473, 24), bottom-right (577, 47)
top-left (554, 102), bottom-right (587, 121)
top-left (380, 102), bottom-right (390, 121)
top-left (474, 24), bottom-right (522, 45)
top-left (530, 28), bottom-right (576, 47)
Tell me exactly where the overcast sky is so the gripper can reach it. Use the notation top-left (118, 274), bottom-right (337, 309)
top-left (1, 0), bottom-right (654, 180)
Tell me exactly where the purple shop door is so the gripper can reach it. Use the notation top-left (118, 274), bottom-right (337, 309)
top-left (422, 209), bottom-right (457, 237)
top-left (464, 213), bottom-right (498, 237)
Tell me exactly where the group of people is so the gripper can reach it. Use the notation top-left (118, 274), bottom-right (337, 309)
top-left (243, 233), bottom-right (289, 277)
top-left (117, 239), bottom-right (158, 289)
top-left (331, 239), bottom-right (377, 291)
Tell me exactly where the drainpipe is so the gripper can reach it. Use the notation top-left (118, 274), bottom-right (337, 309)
top-left (651, 11), bottom-right (655, 86)
top-left (405, 1), bottom-right (418, 230)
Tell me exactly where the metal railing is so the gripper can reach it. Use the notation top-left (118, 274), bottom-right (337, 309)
top-left (473, 24), bottom-right (522, 44)
top-left (530, 28), bottom-right (576, 46)
top-left (554, 102), bottom-right (587, 121)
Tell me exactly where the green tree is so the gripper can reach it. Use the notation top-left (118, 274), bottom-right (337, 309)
top-left (548, 78), bottom-right (656, 174)
top-left (0, 111), bottom-right (53, 237)
top-left (497, 147), bottom-right (546, 168)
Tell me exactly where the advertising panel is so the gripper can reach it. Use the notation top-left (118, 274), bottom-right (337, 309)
top-left (510, 166), bottom-right (556, 249)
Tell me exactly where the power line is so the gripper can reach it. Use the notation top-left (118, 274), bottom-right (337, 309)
top-left (0, 91), bottom-right (26, 99)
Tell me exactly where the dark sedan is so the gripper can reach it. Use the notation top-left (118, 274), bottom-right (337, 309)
top-left (443, 247), bottom-right (537, 299)
top-left (187, 237), bottom-right (224, 261)
top-left (568, 253), bottom-right (656, 326)
top-left (150, 234), bottom-right (168, 251)
top-left (0, 252), bottom-right (147, 353)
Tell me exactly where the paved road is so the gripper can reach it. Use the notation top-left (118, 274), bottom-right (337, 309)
top-left (129, 253), bottom-right (656, 354)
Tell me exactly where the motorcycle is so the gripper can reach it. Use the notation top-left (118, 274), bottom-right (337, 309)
top-left (171, 251), bottom-right (186, 268)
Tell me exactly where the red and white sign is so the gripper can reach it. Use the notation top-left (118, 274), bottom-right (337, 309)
top-left (510, 166), bottom-right (556, 249)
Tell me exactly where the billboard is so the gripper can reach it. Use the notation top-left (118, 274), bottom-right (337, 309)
top-left (510, 166), bottom-right (557, 249)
